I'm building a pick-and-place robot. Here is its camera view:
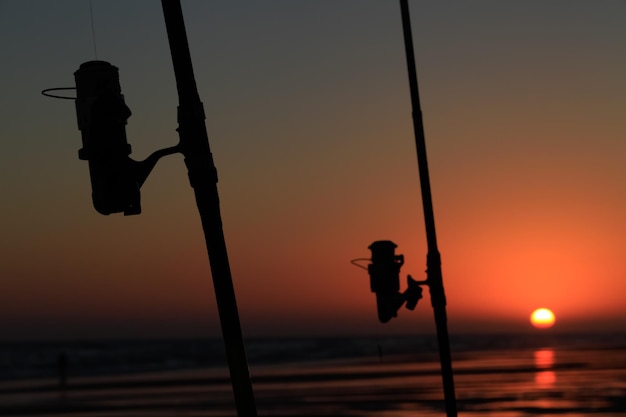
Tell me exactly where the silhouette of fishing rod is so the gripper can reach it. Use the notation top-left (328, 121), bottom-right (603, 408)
top-left (353, 1), bottom-right (458, 416)
top-left (161, 1), bottom-right (256, 414)
top-left (42, 1), bottom-right (257, 415)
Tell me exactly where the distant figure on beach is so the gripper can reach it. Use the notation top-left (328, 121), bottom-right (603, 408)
top-left (58, 352), bottom-right (68, 391)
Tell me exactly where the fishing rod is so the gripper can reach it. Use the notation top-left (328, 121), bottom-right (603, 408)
top-left (161, 1), bottom-right (257, 415)
top-left (399, 0), bottom-right (458, 415)
top-left (43, 1), bottom-right (257, 414)
top-left (353, 2), bottom-right (459, 415)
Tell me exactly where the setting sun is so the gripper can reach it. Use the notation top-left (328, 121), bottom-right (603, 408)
top-left (531, 308), bottom-right (556, 329)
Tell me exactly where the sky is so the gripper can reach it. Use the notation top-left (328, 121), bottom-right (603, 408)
top-left (0, 0), bottom-right (624, 341)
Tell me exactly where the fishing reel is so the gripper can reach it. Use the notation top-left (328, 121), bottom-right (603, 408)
top-left (353, 240), bottom-right (426, 323)
top-left (44, 60), bottom-right (179, 215)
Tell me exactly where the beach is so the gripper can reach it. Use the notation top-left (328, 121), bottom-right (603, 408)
top-left (1, 334), bottom-right (624, 416)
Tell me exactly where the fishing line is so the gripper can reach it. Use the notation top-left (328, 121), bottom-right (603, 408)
top-left (41, 87), bottom-right (77, 100)
top-left (90, 0), bottom-right (98, 59)
top-left (350, 258), bottom-right (370, 271)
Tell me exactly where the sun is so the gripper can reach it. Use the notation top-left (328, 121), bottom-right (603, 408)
top-left (530, 308), bottom-right (556, 329)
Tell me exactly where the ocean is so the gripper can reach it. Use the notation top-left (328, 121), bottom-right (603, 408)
top-left (0, 333), bottom-right (624, 416)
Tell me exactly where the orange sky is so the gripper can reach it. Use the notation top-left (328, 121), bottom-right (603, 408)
top-left (0, 1), bottom-right (624, 340)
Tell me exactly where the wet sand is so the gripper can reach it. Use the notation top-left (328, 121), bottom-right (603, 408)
top-left (1, 347), bottom-right (624, 416)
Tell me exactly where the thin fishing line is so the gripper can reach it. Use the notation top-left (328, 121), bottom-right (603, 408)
top-left (90, 0), bottom-right (98, 59)
top-left (41, 87), bottom-right (77, 100)
top-left (350, 258), bottom-right (370, 271)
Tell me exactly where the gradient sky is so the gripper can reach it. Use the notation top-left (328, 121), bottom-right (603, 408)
top-left (1, 1), bottom-right (624, 340)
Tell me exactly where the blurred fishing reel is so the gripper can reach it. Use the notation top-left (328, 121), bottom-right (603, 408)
top-left (352, 240), bottom-right (425, 323)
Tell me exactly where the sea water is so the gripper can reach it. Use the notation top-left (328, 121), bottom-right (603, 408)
top-left (0, 333), bottom-right (624, 416)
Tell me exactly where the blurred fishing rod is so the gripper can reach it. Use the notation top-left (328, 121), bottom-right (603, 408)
top-left (399, 0), bottom-right (458, 415)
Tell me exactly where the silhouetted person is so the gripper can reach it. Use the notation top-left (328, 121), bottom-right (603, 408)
top-left (58, 352), bottom-right (68, 392)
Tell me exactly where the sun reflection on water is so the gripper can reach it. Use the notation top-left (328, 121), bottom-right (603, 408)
top-left (534, 348), bottom-right (556, 389)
